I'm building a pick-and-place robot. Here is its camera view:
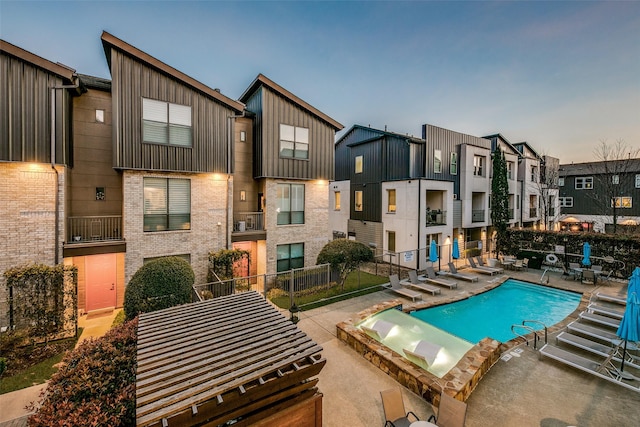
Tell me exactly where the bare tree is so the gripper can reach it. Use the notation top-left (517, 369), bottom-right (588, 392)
top-left (587, 139), bottom-right (640, 234)
top-left (528, 154), bottom-right (560, 231)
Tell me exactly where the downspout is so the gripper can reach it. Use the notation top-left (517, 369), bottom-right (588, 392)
top-left (226, 110), bottom-right (246, 249)
top-left (50, 78), bottom-right (80, 264)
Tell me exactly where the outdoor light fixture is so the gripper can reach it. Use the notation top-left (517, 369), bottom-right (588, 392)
top-left (289, 303), bottom-right (300, 324)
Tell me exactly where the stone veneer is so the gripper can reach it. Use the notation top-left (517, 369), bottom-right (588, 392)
top-left (123, 170), bottom-right (229, 285)
top-left (336, 278), bottom-right (591, 406)
top-left (263, 178), bottom-right (330, 274)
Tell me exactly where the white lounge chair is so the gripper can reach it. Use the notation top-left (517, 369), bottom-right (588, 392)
top-left (579, 311), bottom-right (621, 329)
top-left (556, 332), bottom-right (640, 370)
top-left (421, 267), bottom-right (457, 289)
top-left (400, 271), bottom-right (442, 296)
top-left (587, 303), bottom-right (624, 320)
top-left (385, 274), bottom-right (423, 301)
top-left (475, 256), bottom-right (504, 273)
top-left (468, 257), bottom-right (502, 275)
top-left (445, 262), bottom-right (479, 282)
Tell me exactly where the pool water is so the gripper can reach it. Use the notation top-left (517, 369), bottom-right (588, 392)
top-left (411, 279), bottom-right (581, 344)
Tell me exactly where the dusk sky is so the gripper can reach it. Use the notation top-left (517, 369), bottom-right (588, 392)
top-left (2, 1), bottom-right (639, 163)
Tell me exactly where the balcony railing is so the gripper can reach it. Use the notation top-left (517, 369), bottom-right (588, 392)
top-left (472, 210), bottom-right (485, 223)
top-left (426, 210), bottom-right (446, 227)
top-left (529, 208), bottom-right (538, 218)
top-left (67, 216), bottom-right (122, 243)
top-left (233, 212), bottom-right (264, 232)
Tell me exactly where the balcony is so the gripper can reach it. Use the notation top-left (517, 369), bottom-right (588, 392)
top-left (426, 210), bottom-right (446, 227)
top-left (472, 210), bottom-right (485, 223)
top-left (233, 212), bottom-right (265, 232)
top-left (67, 216), bottom-right (122, 244)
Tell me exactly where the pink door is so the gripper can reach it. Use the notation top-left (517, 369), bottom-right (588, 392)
top-left (86, 254), bottom-right (117, 312)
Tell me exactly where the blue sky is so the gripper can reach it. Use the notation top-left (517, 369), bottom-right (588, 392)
top-left (2, 1), bottom-right (639, 163)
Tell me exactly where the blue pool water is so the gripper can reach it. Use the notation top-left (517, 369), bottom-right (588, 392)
top-left (410, 279), bottom-right (582, 344)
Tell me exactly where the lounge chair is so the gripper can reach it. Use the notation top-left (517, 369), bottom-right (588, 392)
top-left (467, 257), bottom-right (502, 275)
top-left (587, 303), bottom-right (624, 320)
top-left (579, 311), bottom-right (621, 329)
top-left (380, 388), bottom-right (420, 427)
top-left (445, 262), bottom-right (479, 282)
top-left (428, 392), bottom-right (468, 427)
top-left (385, 275), bottom-right (423, 301)
top-left (540, 344), bottom-right (640, 392)
top-left (401, 271), bottom-right (441, 296)
top-left (512, 259), bottom-right (524, 271)
top-left (422, 267), bottom-right (457, 289)
top-left (567, 320), bottom-right (620, 343)
top-left (403, 340), bottom-right (443, 366)
top-left (556, 332), bottom-right (640, 370)
top-left (595, 292), bottom-right (626, 305)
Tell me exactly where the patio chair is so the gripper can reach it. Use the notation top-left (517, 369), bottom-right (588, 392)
top-left (402, 271), bottom-right (442, 295)
top-left (380, 388), bottom-right (420, 427)
top-left (582, 269), bottom-right (596, 286)
top-left (422, 267), bottom-right (457, 289)
top-left (385, 275), bottom-right (423, 302)
top-left (561, 264), bottom-right (577, 281)
top-left (468, 257), bottom-right (502, 275)
top-left (445, 262), bottom-right (479, 282)
top-left (428, 392), bottom-right (467, 427)
top-left (522, 258), bottom-right (529, 271)
top-left (512, 259), bottom-right (524, 271)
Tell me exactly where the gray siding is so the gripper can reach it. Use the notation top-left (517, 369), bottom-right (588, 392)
top-left (559, 172), bottom-right (640, 217)
top-left (246, 86), bottom-right (335, 180)
top-left (1, 53), bottom-right (72, 164)
top-left (109, 50), bottom-right (233, 172)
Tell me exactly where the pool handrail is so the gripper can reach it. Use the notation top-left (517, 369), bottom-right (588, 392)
top-left (511, 324), bottom-right (539, 349)
top-left (522, 319), bottom-right (548, 346)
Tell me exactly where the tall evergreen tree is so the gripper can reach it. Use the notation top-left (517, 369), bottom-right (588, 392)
top-left (491, 146), bottom-right (510, 256)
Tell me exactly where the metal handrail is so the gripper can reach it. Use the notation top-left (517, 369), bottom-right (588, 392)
top-left (522, 320), bottom-right (548, 345)
top-left (511, 324), bottom-right (539, 349)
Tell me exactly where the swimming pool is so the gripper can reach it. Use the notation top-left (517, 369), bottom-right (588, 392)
top-left (411, 279), bottom-right (581, 344)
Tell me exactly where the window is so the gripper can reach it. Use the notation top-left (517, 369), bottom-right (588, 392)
top-left (144, 178), bottom-right (191, 232)
top-left (612, 175), bottom-right (619, 184)
top-left (388, 231), bottom-right (396, 252)
top-left (279, 124), bottom-right (309, 159)
top-left (355, 190), bottom-right (363, 211)
top-left (96, 109), bottom-right (105, 123)
top-left (473, 155), bottom-right (484, 176)
top-left (240, 190), bottom-right (246, 201)
top-left (277, 243), bottom-right (304, 272)
top-left (240, 131), bottom-right (246, 142)
top-left (450, 152), bottom-right (457, 175)
top-left (334, 191), bottom-right (341, 210)
top-left (612, 197), bottom-right (632, 208)
top-left (575, 177), bottom-right (593, 189)
top-left (277, 184), bottom-right (305, 225)
top-left (636, 174), bottom-right (640, 188)
top-left (559, 197), bottom-right (573, 207)
top-left (530, 166), bottom-right (538, 182)
top-left (95, 187), bottom-right (105, 201)
top-left (507, 162), bottom-right (514, 180)
top-left (387, 189), bottom-right (396, 213)
top-left (355, 155), bottom-right (363, 174)
top-left (434, 150), bottom-right (442, 173)
top-left (558, 177), bottom-right (565, 186)
top-left (142, 98), bottom-right (192, 147)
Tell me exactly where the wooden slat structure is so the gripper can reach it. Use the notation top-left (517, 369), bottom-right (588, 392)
top-left (136, 291), bottom-right (325, 427)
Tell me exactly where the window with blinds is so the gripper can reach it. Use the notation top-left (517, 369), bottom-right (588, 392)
top-left (279, 124), bottom-right (309, 159)
top-left (143, 98), bottom-right (192, 147)
top-left (277, 183), bottom-right (305, 225)
top-left (143, 178), bottom-right (191, 232)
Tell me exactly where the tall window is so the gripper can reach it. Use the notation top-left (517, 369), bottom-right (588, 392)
top-left (277, 184), bottom-right (305, 225)
top-left (388, 231), bottom-right (396, 252)
top-left (434, 150), bottom-right (442, 173)
top-left (144, 178), bottom-right (191, 232)
top-left (612, 175), bottom-right (620, 184)
top-left (530, 166), bottom-right (538, 182)
top-left (636, 174), bottom-right (640, 188)
top-left (558, 177), bottom-right (565, 186)
top-left (334, 191), bottom-right (341, 210)
top-left (355, 155), bottom-right (363, 174)
top-left (387, 189), bottom-right (396, 213)
top-left (355, 190), bottom-right (363, 211)
top-left (559, 197), bottom-right (573, 207)
top-left (142, 98), bottom-right (192, 147)
top-left (612, 197), bottom-right (632, 208)
top-left (507, 161), bottom-right (514, 179)
top-left (575, 177), bottom-right (593, 189)
top-left (473, 155), bottom-right (485, 176)
top-left (450, 152), bottom-right (457, 175)
top-left (279, 124), bottom-right (309, 159)
top-left (277, 243), bottom-right (304, 272)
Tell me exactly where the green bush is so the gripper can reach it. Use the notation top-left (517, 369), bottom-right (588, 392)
top-left (28, 318), bottom-right (138, 427)
top-left (124, 257), bottom-right (194, 320)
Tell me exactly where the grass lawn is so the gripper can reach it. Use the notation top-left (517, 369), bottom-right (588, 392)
top-left (270, 269), bottom-right (388, 310)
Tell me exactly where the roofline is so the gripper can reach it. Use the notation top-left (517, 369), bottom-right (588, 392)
top-left (100, 31), bottom-right (244, 112)
top-left (1, 39), bottom-right (77, 81)
top-left (240, 73), bottom-right (343, 131)
top-left (337, 124), bottom-right (424, 146)
top-left (483, 133), bottom-right (520, 155)
top-left (513, 141), bottom-right (542, 159)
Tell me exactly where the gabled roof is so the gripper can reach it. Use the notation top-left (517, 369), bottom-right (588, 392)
top-left (513, 141), bottom-right (541, 160)
top-left (101, 31), bottom-right (244, 113)
top-left (483, 133), bottom-right (520, 156)
top-left (239, 73), bottom-right (343, 131)
top-left (0, 39), bottom-right (82, 93)
top-left (336, 124), bottom-right (424, 147)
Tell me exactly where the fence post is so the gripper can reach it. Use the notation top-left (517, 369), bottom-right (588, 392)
top-left (289, 271), bottom-right (294, 308)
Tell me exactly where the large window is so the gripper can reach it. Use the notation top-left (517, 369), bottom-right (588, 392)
top-left (388, 231), bottom-right (396, 252)
top-left (387, 189), bottom-right (396, 213)
top-left (144, 178), bottom-right (191, 232)
top-left (280, 124), bottom-right (309, 159)
top-left (559, 197), bottom-right (573, 207)
top-left (473, 155), bottom-right (485, 176)
top-left (450, 152), bottom-right (458, 175)
top-left (612, 197), bottom-right (632, 208)
top-left (334, 191), bottom-right (341, 210)
top-left (507, 161), bottom-right (514, 179)
top-left (355, 155), bottom-right (363, 174)
top-left (575, 177), bottom-right (593, 189)
top-left (355, 190), bottom-right (363, 211)
top-left (434, 150), bottom-right (442, 173)
top-left (277, 184), bottom-right (305, 225)
top-left (142, 98), bottom-right (192, 147)
top-left (277, 243), bottom-right (304, 272)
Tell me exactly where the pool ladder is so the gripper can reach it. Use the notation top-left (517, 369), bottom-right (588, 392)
top-left (510, 320), bottom-right (548, 350)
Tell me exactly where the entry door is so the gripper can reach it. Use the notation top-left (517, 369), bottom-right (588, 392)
top-left (86, 254), bottom-right (117, 312)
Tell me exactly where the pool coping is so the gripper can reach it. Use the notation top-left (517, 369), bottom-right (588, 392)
top-left (336, 277), bottom-right (591, 406)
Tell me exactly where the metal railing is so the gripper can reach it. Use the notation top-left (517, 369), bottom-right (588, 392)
top-left (472, 210), bottom-right (485, 222)
top-left (67, 216), bottom-right (122, 243)
top-left (426, 210), bottom-right (446, 226)
top-left (233, 212), bottom-right (264, 232)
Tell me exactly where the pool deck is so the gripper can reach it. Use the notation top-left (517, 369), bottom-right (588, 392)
top-left (296, 266), bottom-right (640, 427)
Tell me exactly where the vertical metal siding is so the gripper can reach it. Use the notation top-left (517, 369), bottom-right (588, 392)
top-left (110, 50), bottom-right (233, 172)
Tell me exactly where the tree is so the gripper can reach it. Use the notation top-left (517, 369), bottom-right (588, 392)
top-left (316, 239), bottom-right (373, 290)
top-left (208, 248), bottom-right (250, 282)
top-left (491, 146), bottom-right (509, 256)
top-left (587, 139), bottom-right (640, 234)
top-left (530, 154), bottom-right (560, 231)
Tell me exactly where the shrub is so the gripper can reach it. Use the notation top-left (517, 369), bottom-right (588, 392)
top-left (124, 257), bottom-right (194, 320)
top-left (28, 318), bottom-right (138, 427)
top-left (207, 248), bottom-right (250, 282)
top-left (317, 239), bottom-right (374, 290)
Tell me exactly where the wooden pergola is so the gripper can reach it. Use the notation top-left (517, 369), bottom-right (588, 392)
top-left (135, 291), bottom-right (325, 426)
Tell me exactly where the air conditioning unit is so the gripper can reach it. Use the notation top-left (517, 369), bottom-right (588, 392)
top-left (237, 221), bottom-right (246, 232)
